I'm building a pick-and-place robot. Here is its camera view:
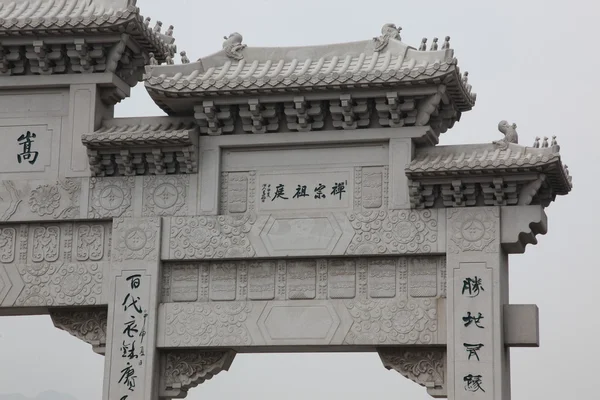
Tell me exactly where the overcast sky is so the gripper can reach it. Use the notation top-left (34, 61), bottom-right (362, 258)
top-left (0, 0), bottom-right (598, 399)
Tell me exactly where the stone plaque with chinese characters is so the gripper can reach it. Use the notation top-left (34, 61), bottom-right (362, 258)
top-left (2, 125), bottom-right (52, 172)
top-left (258, 170), bottom-right (352, 212)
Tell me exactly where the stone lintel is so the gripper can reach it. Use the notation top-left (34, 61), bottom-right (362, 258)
top-left (501, 205), bottom-right (548, 254)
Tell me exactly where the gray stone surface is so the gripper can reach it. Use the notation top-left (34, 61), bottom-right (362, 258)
top-left (0, 6), bottom-right (574, 399)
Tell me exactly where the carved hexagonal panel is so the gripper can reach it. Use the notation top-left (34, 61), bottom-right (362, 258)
top-left (258, 302), bottom-right (341, 345)
top-left (260, 214), bottom-right (343, 256)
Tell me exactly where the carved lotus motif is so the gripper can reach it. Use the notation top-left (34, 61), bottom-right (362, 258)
top-left (448, 208), bottom-right (498, 253)
top-left (29, 184), bottom-right (60, 216)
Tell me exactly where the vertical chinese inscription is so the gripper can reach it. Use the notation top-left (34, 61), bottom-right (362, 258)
top-left (114, 273), bottom-right (150, 399)
top-left (209, 263), bottom-right (237, 301)
top-left (368, 259), bottom-right (396, 298)
top-left (455, 262), bottom-right (492, 396)
top-left (227, 173), bottom-right (248, 213)
top-left (408, 257), bottom-right (438, 298)
top-left (328, 259), bottom-right (356, 299)
top-left (248, 261), bottom-right (276, 300)
top-left (171, 265), bottom-right (199, 302)
top-left (287, 260), bottom-right (316, 299)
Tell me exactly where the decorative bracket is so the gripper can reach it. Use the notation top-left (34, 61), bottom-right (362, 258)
top-left (330, 94), bottom-right (371, 129)
top-left (195, 101), bottom-right (236, 135)
top-left (50, 309), bottom-right (108, 355)
top-left (239, 99), bottom-right (279, 133)
top-left (481, 178), bottom-right (518, 206)
top-left (159, 350), bottom-right (236, 399)
top-left (376, 92), bottom-right (417, 127)
top-left (441, 180), bottom-right (478, 207)
top-left (416, 87), bottom-right (444, 126)
top-left (409, 181), bottom-right (437, 208)
top-left (26, 40), bottom-right (67, 75)
top-left (284, 97), bottom-right (325, 131)
top-left (501, 205), bottom-right (547, 254)
top-left (378, 348), bottom-right (446, 398)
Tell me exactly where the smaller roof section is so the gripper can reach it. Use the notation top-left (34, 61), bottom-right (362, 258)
top-left (82, 117), bottom-right (198, 176)
top-left (406, 129), bottom-right (572, 209)
top-left (144, 24), bottom-right (476, 116)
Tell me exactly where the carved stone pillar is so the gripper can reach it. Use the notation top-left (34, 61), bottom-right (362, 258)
top-left (378, 348), bottom-right (446, 398)
top-left (103, 217), bottom-right (162, 400)
top-left (446, 207), bottom-right (510, 400)
top-left (159, 350), bottom-right (236, 399)
top-left (50, 308), bottom-right (108, 355)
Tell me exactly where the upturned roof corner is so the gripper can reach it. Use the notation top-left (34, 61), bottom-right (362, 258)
top-left (0, 0), bottom-right (177, 93)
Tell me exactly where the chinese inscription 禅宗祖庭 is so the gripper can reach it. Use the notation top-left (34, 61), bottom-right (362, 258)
top-left (262, 181), bottom-right (348, 203)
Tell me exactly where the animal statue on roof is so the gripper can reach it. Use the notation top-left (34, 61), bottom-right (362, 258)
top-left (223, 32), bottom-right (246, 60)
top-left (493, 120), bottom-right (518, 149)
top-left (373, 23), bottom-right (402, 52)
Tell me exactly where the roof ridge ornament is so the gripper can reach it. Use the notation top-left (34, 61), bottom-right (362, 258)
top-left (493, 120), bottom-right (518, 149)
top-left (373, 23), bottom-right (402, 52)
top-left (223, 32), bottom-right (246, 60)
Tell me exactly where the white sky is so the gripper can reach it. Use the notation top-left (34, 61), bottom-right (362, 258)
top-left (1, 0), bottom-right (598, 399)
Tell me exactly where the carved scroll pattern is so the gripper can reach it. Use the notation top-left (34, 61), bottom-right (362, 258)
top-left (167, 209), bottom-right (439, 260)
top-left (378, 348), bottom-right (445, 396)
top-left (164, 302), bottom-right (253, 347)
top-left (50, 309), bottom-right (108, 354)
top-left (343, 298), bottom-right (437, 345)
top-left (346, 210), bottom-right (438, 254)
top-left (160, 350), bottom-right (236, 399)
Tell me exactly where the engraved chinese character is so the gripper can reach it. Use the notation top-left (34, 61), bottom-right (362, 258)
top-left (462, 311), bottom-right (484, 328)
top-left (123, 317), bottom-right (139, 338)
top-left (126, 274), bottom-right (141, 290)
top-left (121, 340), bottom-right (138, 360)
top-left (122, 293), bottom-right (142, 314)
top-left (261, 184), bottom-right (271, 203)
top-left (139, 313), bottom-right (148, 341)
top-left (462, 276), bottom-right (484, 297)
top-left (293, 185), bottom-right (309, 198)
top-left (17, 131), bottom-right (39, 165)
top-left (464, 374), bottom-right (485, 392)
top-left (464, 343), bottom-right (484, 361)
top-left (314, 184), bottom-right (326, 199)
top-left (271, 184), bottom-right (288, 201)
top-left (331, 181), bottom-right (346, 199)
top-left (119, 362), bottom-right (137, 391)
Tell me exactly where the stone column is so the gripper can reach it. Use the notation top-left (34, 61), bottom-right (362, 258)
top-left (446, 207), bottom-right (510, 400)
top-left (103, 217), bottom-right (162, 400)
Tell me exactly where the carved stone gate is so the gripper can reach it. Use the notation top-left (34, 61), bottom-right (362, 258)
top-left (0, 1), bottom-right (571, 400)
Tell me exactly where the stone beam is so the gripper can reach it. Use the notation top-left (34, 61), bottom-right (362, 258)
top-left (501, 205), bottom-right (548, 254)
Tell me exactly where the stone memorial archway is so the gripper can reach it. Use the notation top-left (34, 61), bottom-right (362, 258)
top-left (0, 2), bottom-right (571, 399)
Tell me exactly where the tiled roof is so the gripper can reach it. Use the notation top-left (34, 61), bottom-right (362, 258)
top-left (0, 0), bottom-right (172, 59)
top-left (82, 118), bottom-right (198, 147)
top-left (406, 143), bottom-right (572, 194)
top-left (144, 39), bottom-right (475, 111)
